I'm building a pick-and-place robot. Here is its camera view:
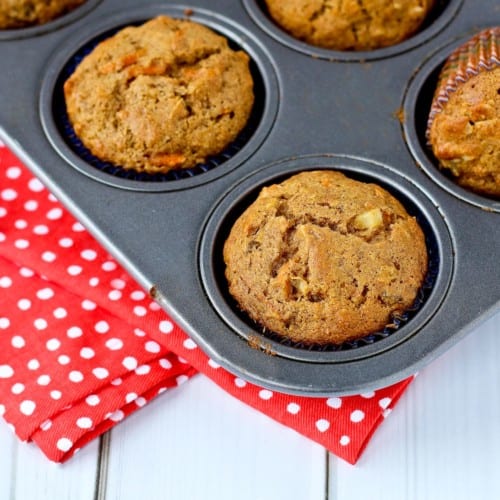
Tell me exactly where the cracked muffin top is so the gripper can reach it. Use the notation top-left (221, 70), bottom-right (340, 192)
top-left (0, 0), bottom-right (86, 29)
top-left (223, 170), bottom-right (428, 345)
top-left (263, 0), bottom-right (435, 51)
top-left (63, 15), bottom-right (255, 174)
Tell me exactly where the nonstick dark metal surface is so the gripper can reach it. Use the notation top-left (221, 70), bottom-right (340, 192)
top-left (0, 0), bottom-right (498, 396)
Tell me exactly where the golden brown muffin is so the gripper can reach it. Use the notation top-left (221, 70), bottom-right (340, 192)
top-left (263, 0), bottom-right (434, 51)
top-left (0, 0), bottom-right (85, 29)
top-left (223, 170), bottom-right (428, 345)
top-left (63, 15), bottom-right (254, 174)
top-left (427, 28), bottom-right (500, 198)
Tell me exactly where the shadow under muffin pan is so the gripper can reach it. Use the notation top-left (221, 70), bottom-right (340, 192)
top-left (243, 0), bottom-right (464, 61)
top-left (40, 5), bottom-right (279, 192)
top-left (0, 0), bottom-right (499, 396)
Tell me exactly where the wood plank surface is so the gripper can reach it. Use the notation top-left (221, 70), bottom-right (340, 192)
top-left (104, 376), bottom-right (327, 500)
top-left (0, 422), bottom-right (100, 500)
top-left (0, 423), bottom-right (16, 499)
top-left (330, 310), bottom-right (500, 500)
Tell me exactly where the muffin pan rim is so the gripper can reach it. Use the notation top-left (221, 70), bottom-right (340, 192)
top-left (38, 4), bottom-right (281, 192)
top-left (0, 0), bottom-right (498, 396)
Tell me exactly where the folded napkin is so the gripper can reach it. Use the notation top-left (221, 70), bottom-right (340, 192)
top-left (0, 140), bottom-right (413, 464)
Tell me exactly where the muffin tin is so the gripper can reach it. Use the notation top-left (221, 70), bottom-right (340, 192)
top-left (0, 0), bottom-right (498, 396)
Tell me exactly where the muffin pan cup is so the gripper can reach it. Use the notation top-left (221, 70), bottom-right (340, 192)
top-left (0, 0), bottom-right (498, 396)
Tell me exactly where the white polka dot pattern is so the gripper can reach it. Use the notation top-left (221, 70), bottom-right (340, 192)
top-left (316, 419), bottom-right (330, 432)
top-left (0, 144), bottom-right (413, 465)
top-left (0, 366), bottom-right (14, 378)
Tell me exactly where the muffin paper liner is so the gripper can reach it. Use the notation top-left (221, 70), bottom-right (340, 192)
top-left (426, 26), bottom-right (500, 137)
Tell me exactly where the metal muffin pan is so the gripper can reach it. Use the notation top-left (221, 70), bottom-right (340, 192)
top-left (0, 0), bottom-right (498, 396)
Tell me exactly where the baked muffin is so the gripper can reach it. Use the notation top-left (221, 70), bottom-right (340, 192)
top-left (0, 0), bottom-right (85, 29)
top-left (263, 0), bottom-right (435, 51)
top-left (63, 15), bottom-right (254, 174)
top-left (427, 27), bottom-right (500, 198)
top-left (223, 170), bottom-right (428, 345)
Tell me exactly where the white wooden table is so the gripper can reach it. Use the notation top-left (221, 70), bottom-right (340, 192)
top-left (1, 309), bottom-right (499, 500)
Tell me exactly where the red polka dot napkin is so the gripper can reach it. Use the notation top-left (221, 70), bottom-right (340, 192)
top-left (0, 141), bottom-right (413, 464)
